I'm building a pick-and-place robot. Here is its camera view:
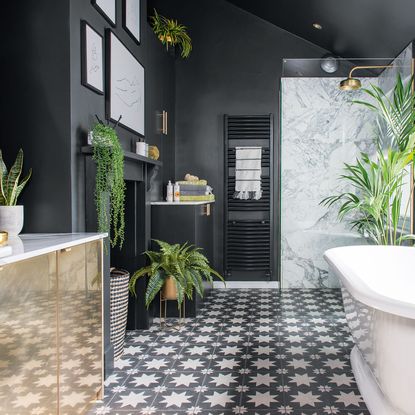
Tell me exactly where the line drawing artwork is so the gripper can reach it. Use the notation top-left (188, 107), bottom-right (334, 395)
top-left (109, 32), bottom-right (144, 135)
top-left (115, 77), bottom-right (142, 108)
top-left (83, 23), bottom-right (103, 93)
top-left (89, 43), bottom-right (100, 74)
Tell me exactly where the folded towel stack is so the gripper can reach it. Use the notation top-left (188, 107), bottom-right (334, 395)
top-left (178, 184), bottom-right (208, 196)
top-left (176, 179), bottom-right (214, 201)
top-left (179, 194), bottom-right (215, 202)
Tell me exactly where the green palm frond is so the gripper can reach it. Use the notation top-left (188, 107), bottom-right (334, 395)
top-left (354, 74), bottom-right (415, 150)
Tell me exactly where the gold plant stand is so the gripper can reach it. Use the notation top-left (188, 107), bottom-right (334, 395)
top-left (159, 294), bottom-right (185, 331)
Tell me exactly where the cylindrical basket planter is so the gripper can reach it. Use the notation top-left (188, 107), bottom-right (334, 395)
top-left (110, 268), bottom-right (130, 360)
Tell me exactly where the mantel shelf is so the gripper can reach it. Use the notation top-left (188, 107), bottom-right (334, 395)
top-left (81, 146), bottom-right (163, 167)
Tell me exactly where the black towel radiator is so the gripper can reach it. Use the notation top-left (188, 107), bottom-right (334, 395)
top-left (224, 114), bottom-right (274, 281)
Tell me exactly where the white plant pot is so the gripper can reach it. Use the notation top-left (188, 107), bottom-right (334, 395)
top-left (0, 206), bottom-right (24, 235)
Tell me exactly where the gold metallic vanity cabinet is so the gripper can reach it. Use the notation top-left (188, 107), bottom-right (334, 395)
top-left (0, 239), bottom-right (103, 414)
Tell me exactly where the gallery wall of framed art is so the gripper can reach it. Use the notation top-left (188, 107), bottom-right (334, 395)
top-left (81, 0), bottom-right (144, 137)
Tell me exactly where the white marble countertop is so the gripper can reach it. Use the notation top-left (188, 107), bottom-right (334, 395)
top-left (0, 233), bottom-right (107, 266)
top-left (151, 201), bottom-right (215, 206)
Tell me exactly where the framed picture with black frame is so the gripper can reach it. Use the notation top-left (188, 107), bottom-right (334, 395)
top-left (122, 0), bottom-right (141, 44)
top-left (92, 0), bottom-right (116, 26)
top-left (106, 30), bottom-right (145, 136)
top-left (81, 21), bottom-right (104, 95)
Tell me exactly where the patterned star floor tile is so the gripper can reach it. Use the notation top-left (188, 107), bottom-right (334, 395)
top-left (153, 388), bottom-right (199, 410)
top-left (88, 289), bottom-right (369, 415)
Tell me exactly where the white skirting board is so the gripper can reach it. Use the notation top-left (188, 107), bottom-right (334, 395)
top-left (350, 346), bottom-right (399, 415)
top-left (213, 281), bottom-right (279, 289)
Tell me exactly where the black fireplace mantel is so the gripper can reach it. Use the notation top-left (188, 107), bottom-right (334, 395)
top-left (82, 145), bottom-right (162, 188)
top-left (81, 145), bottom-right (162, 167)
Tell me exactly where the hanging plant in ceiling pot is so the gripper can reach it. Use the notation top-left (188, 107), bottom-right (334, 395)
top-left (150, 9), bottom-right (192, 58)
top-left (91, 122), bottom-right (126, 248)
top-left (0, 149), bottom-right (32, 236)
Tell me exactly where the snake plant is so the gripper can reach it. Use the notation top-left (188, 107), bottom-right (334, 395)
top-left (0, 149), bottom-right (32, 206)
top-left (129, 240), bottom-right (224, 309)
top-left (150, 9), bottom-right (192, 58)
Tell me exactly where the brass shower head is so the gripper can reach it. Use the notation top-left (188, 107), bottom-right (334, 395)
top-left (339, 77), bottom-right (361, 91)
top-left (339, 65), bottom-right (393, 91)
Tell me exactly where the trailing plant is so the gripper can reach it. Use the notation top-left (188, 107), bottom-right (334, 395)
top-left (92, 122), bottom-right (125, 248)
top-left (129, 240), bottom-right (225, 309)
top-left (150, 9), bottom-right (192, 58)
top-left (0, 149), bottom-right (32, 206)
top-left (321, 75), bottom-right (415, 245)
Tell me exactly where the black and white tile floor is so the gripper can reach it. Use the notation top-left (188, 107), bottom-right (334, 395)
top-left (90, 289), bottom-right (369, 414)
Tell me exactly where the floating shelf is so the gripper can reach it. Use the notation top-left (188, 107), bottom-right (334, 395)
top-left (81, 146), bottom-right (163, 167)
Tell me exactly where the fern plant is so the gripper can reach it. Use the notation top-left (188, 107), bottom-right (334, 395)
top-left (150, 9), bottom-right (192, 58)
top-left (92, 123), bottom-right (125, 248)
top-left (129, 240), bottom-right (225, 309)
top-left (0, 149), bottom-right (32, 206)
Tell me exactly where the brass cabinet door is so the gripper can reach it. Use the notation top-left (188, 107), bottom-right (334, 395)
top-left (0, 252), bottom-right (59, 414)
top-left (57, 241), bottom-right (103, 415)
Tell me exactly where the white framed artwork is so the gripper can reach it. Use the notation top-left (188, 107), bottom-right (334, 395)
top-left (92, 0), bottom-right (116, 26)
top-left (106, 30), bottom-right (145, 136)
top-left (81, 21), bottom-right (104, 94)
top-left (123, 0), bottom-right (140, 44)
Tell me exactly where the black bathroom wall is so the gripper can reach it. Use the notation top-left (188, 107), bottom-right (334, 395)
top-left (69, 0), bottom-right (176, 231)
top-left (1, 0), bottom-right (175, 234)
top-left (1, 1), bottom-right (72, 233)
top-left (150, 0), bottom-right (329, 277)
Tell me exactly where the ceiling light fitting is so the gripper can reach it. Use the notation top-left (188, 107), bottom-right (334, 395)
top-left (313, 23), bottom-right (322, 30)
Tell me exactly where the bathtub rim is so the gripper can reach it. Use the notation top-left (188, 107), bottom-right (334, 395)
top-left (324, 245), bottom-right (415, 320)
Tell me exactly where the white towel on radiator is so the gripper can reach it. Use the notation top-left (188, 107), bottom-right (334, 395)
top-left (233, 146), bottom-right (262, 200)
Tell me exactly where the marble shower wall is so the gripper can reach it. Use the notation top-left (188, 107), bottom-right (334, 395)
top-left (378, 43), bottom-right (412, 94)
top-left (281, 77), bottom-right (378, 288)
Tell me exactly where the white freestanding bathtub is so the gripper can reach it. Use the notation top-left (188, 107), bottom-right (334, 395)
top-left (324, 245), bottom-right (415, 415)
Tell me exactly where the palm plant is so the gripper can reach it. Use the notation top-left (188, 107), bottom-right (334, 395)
top-left (321, 137), bottom-right (415, 245)
top-left (150, 9), bottom-right (192, 58)
top-left (129, 240), bottom-right (224, 309)
top-left (321, 75), bottom-right (415, 245)
top-left (353, 74), bottom-right (415, 150)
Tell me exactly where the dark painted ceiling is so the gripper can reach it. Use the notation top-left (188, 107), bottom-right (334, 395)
top-left (226, 0), bottom-right (415, 59)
